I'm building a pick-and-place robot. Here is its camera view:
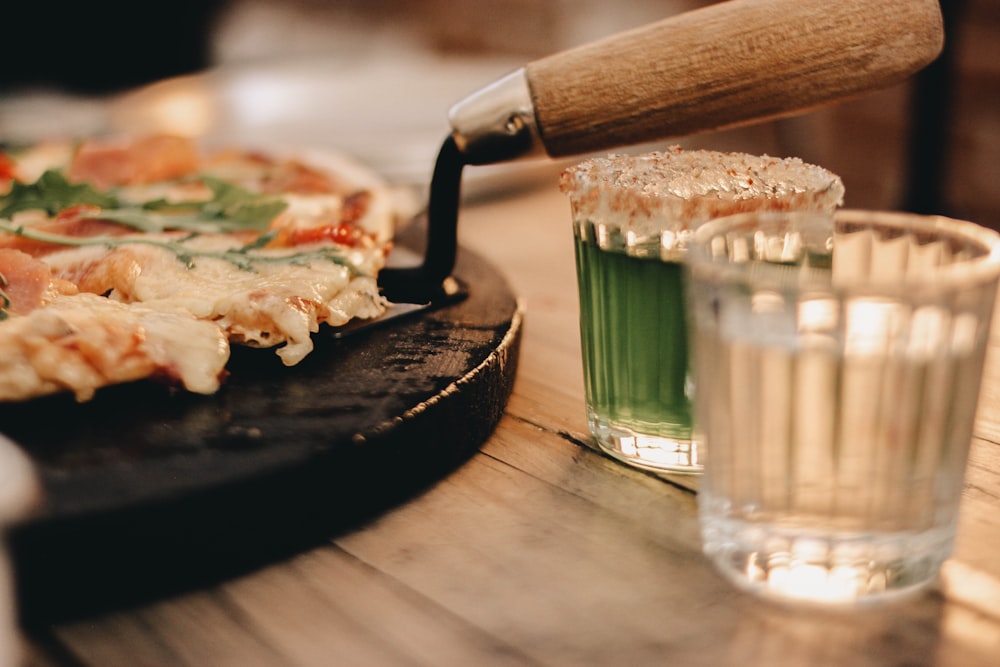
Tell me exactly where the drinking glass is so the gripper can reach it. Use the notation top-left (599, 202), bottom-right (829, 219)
top-left (684, 209), bottom-right (1000, 606)
top-left (572, 216), bottom-right (699, 474)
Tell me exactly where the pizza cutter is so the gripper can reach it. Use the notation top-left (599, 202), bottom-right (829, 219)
top-left (337, 0), bottom-right (944, 336)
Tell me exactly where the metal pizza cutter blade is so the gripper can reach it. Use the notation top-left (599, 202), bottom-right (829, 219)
top-left (329, 137), bottom-right (467, 339)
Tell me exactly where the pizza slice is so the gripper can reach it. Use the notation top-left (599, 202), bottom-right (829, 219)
top-left (0, 134), bottom-right (400, 401)
top-left (0, 248), bottom-right (229, 402)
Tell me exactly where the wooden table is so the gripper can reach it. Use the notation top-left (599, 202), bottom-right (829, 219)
top-left (19, 181), bottom-right (1000, 666)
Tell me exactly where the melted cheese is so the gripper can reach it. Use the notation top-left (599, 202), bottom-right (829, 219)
top-left (0, 293), bottom-right (229, 402)
top-left (44, 236), bottom-right (387, 366)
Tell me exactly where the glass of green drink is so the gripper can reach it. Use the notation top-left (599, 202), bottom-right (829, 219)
top-left (560, 148), bottom-right (845, 475)
top-left (572, 218), bottom-right (697, 472)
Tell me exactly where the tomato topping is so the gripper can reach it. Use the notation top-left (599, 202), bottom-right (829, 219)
top-left (269, 191), bottom-right (374, 248)
top-left (0, 152), bottom-right (16, 183)
top-left (284, 223), bottom-right (363, 248)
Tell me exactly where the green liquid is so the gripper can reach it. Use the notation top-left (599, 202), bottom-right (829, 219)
top-left (574, 223), bottom-right (692, 439)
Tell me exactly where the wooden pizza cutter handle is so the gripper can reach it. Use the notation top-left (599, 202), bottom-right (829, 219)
top-left (449, 0), bottom-right (944, 164)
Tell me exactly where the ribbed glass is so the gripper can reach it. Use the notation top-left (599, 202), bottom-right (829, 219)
top-left (573, 218), bottom-right (698, 473)
top-left (686, 210), bottom-right (1000, 606)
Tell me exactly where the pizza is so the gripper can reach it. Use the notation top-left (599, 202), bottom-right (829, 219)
top-left (0, 134), bottom-right (398, 402)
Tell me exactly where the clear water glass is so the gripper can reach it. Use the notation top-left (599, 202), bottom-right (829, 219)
top-left (684, 209), bottom-right (1000, 606)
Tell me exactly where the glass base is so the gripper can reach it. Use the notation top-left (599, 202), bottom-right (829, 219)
top-left (588, 412), bottom-right (701, 475)
top-left (701, 515), bottom-right (952, 608)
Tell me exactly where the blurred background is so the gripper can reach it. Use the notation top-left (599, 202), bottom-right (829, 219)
top-left (1, 0), bottom-right (997, 228)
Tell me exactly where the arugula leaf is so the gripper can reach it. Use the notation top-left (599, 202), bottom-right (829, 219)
top-left (0, 218), bottom-right (366, 276)
top-left (104, 176), bottom-right (288, 233)
top-left (212, 199), bottom-right (289, 230)
top-left (0, 170), bottom-right (117, 218)
top-left (137, 177), bottom-right (288, 230)
top-left (0, 168), bottom-right (310, 277)
top-left (0, 169), bottom-right (288, 235)
top-left (238, 230), bottom-right (280, 251)
top-left (90, 203), bottom-right (287, 234)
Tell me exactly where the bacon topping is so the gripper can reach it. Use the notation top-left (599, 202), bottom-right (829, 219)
top-left (0, 205), bottom-right (134, 257)
top-left (0, 249), bottom-right (54, 315)
top-left (68, 135), bottom-right (200, 189)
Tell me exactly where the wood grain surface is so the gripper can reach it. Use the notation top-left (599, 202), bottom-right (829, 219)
top-left (18, 184), bottom-right (1000, 667)
top-left (526, 0), bottom-right (943, 157)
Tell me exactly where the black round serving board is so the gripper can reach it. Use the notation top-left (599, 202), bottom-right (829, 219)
top-left (2, 230), bottom-right (522, 625)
